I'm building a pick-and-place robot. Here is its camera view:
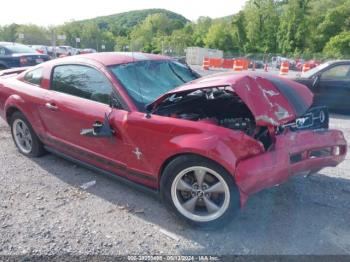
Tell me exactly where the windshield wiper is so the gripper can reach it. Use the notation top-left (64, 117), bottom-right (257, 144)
top-left (168, 63), bottom-right (187, 83)
top-left (185, 62), bottom-right (200, 78)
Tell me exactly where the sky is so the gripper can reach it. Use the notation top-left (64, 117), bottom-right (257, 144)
top-left (0, 0), bottom-right (247, 26)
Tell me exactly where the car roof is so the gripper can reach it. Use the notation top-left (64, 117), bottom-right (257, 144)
top-left (326, 60), bottom-right (350, 64)
top-left (55, 52), bottom-right (172, 66)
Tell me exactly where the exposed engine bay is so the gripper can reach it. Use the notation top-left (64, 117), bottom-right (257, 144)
top-left (154, 87), bottom-right (273, 149)
top-left (152, 86), bottom-right (330, 151)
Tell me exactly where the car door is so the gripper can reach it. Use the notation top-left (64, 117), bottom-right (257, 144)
top-left (38, 64), bottom-right (130, 176)
top-left (315, 64), bottom-right (350, 110)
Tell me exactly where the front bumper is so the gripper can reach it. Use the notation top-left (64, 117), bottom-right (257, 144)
top-left (236, 129), bottom-right (347, 206)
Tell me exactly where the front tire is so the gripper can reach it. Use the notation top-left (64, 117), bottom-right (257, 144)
top-left (10, 111), bottom-right (45, 157)
top-left (160, 155), bottom-right (240, 228)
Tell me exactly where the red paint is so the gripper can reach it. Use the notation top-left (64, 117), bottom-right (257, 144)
top-left (149, 73), bottom-right (313, 127)
top-left (236, 129), bottom-right (347, 206)
top-left (0, 52), bottom-right (347, 208)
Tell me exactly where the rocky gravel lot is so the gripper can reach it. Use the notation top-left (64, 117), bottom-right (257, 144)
top-left (1, 71), bottom-right (350, 256)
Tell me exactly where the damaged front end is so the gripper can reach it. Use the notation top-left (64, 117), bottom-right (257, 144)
top-left (235, 124), bottom-right (347, 207)
top-left (148, 73), bottom-right (347, 206)
top-left (148, 74), bottom-right (316, 150)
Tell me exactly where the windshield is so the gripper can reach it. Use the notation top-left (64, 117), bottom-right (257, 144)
top-left (109, 60), bottom-right (198, 111)
top-left (4, 43), bottom-right (36, 54)
top-left (302, 62), bottom-right (329, 78)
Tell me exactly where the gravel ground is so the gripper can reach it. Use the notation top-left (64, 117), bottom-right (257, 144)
top-left (1, 70), bottom-right (350, 255)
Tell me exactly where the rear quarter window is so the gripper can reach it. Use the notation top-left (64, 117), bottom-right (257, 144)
top-left (23, 67), bottom-right (43, 86)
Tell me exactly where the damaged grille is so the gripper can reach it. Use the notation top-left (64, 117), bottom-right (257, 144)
top-left (290, 145), bottom-right (346, 164)
top-left (280, 106), bottom-right (329, 132)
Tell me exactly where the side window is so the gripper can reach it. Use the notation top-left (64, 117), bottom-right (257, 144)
top-left (51, 65), bottom-right (114, 105)
top-left (23, 67), bottom-right (43, 86)
top-left (321, 65), bottom-right (350, 80)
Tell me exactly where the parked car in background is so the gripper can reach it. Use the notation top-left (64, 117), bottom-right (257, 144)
top-left (29, 45), bottom-right (49, 55)
top-left (272, 56), bottom-right (297, 70)
top-left (57, 46), bottom-right (76, 56)
top-left (47, 46), bottom-right (56, 58)
top-left (78, 48), bottom-right (97, 54)
top-left (294, 60), bottom-right (350, 112)
top-left (0, 53), bottom-right (346, 227)
top-left (271, 56), bottom-right (287, 69)
top-left (248, 60), bottom-right (264, 69)
top-left (0, 42), bottom-right (50, 70)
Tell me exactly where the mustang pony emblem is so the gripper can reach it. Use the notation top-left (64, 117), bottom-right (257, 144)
top-left (133, 147), bottom-right (142, 160)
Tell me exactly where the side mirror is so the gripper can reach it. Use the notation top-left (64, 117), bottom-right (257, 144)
top-left (312, 74), bottom-right (320, 88)
top-left (80, 113), bottom-right (114, 137)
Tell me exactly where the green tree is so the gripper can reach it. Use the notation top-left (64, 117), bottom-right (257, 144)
top-left (155, 25), bottom-right (194, 55)
top-left (0, 24), bottom-right (19, 42)
top-left (323, 31), bottom-right (350, 58)
top-left (81, 23), bottom-right (103, 51)
top-left (56, 22), bottom-right (83, 47)
top-left (277, 0), bottom-right (311, 55)
top-left (244, 0), bottom-right (279, 53)
top-left (314, 1), bottom-right (350, 52)
top-left (307, 0), bottom-right (345, 51)
top-left (204, 22), bottom-right (234, 52)
top-left (192, 17), bottom-right (212, 47)
top-left (15, 24), bottom-right (50, 45)
top-left (231, 11), bottom-right (247, 53)
top-left (114, 36), bottom-right (130, 51)
top-left (130, 13), bottom-right (179, 52)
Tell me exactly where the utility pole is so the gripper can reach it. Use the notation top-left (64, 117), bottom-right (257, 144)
top-left (51, 29), bottom-right (57, 58)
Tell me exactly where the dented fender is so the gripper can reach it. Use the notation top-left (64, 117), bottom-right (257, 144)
top-left (164, 131), bottom-right (264, 177)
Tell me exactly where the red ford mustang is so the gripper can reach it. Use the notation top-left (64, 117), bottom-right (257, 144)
top-left (0, 53), bottom-right (347, 227)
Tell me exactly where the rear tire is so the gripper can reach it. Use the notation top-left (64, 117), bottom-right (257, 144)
top-left (160, 155), bottom-right (240, 228)
top-left (10, 111), bottom-right (46, 157)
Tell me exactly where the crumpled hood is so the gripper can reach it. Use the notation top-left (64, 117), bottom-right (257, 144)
top-left (148, 73), bottom-right (313, 126)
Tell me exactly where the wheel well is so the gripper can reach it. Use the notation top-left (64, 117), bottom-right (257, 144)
top-left (6, 107), bottom-right (20, 124)
top-left (158, 153), bottom-right (234, 186)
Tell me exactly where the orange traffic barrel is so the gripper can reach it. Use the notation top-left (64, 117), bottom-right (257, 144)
top-left (242, 59), bottom-right (249, 70)
top-left (210, 58), bottom-right (222, 68)
top-left (302, 63), bottom-right (311, 73)
top-left (279, 61), bottom-right (289, 75)
top-left (202, 57), bottom-right (210, 70)
top-left (222, 59), bottom-right (234, 69)
top-left (233, 59), bottom-right (243, 71)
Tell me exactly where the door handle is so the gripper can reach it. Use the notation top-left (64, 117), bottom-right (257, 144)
top-left (45, 102), bottom-right (58, 111)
